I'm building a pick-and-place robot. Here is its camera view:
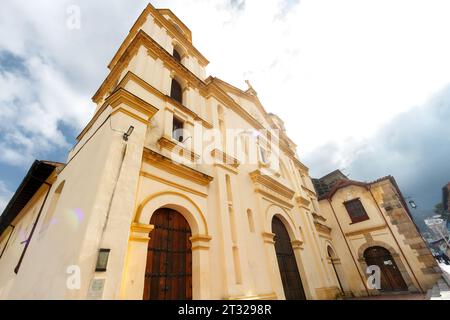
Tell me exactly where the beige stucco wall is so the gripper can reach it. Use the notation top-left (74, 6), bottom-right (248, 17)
top-left (0, 4), bottom-right (438, 301)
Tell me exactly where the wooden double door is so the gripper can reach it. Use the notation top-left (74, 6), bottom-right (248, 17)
top-left (364, 246), bottom-right (408, 292)
top-left (272, 217), bottom-right (306, 300)
top-left (144, 208), bottom-right (192, 300)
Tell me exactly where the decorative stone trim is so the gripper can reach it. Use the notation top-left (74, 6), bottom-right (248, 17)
top-left (158, 136), bottom-right (200, 162)
top-left (143, 148), bottom-right (213, 186)
top-left (139, 171), bottom-right (207, 198)
top-left (344, 224), bottom-right (387, 237)
top-left (262, 232), bottom-right (275, 244)
top-left (190, 234), bottom-right (212, 251)
top-left (129, 223), bottom-right (154, 243)
top-left (295, 196), bottom-right (311, 210)
top-left (291, 240), bottom-right (304, 250)
top-left (314, 221), bottom-right (332, 235)
top-left (250, 170), bottom-right (295, 200)
top-left (210, 149), bottom-right (240, 168)
top-left (78, 87), bottom-right (159, 141)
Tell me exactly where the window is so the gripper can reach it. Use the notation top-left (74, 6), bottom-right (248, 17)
top-left (259, 145), bottom-right (268, 163)
top-left (173, 49), bottom-right (182, 62)
top-left (40, 181), bottom-right (65, 235)
top-left (344, 199), bottom-right (369, 223)
top-left (170, 79), bottom-right (183, 104)
top-left (172, 117), bottom-right (184, 143)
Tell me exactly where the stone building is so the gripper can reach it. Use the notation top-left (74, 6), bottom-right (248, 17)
top-left (443, 183), bottom-right (450, 212)
top-left (0, 4), bottom-right (440, 300)
top-left (313, 170), bottom-right (441, 296)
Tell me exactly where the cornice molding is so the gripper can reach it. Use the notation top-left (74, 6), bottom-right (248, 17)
top-left (106, 88), bottom-right (158, 117)
top-left (261, 194), bottom-right (294, 210)
top-left (93, 29), bottom-right (206, 105)
top-left (157, 9), bottom-right (193, 42)
top-left (157, 136), bottom-right (200, 162)
top-left (119, 71), bottom-right (212, 129)
top-left (139, 171), bottom-right (207, 198)
top-left (210, 149), bottom-right (240, 168)
top-left (142, 148), bottom-right (213, 186)
top-left (108, 3), bottom-right (207, 72)
top-left (296, 196), bottom-right (311, 209)
top-left (92, 34), bottom-right (303, 172)
top-left (77, 88), bottom-right (159, 142)
top-left (312, 212), bottom-right (327, 222)
top-left (209, 77), bottom-right (298, 158)
top-left (250, 170), bottom-right (296, 208)
top-left (344, 224), bottom-right (387, 238)
top-left (301, 185), bottom-right (317, 198)
top-left (250, 170), bottom-right (295, 200)
top-left (209, 77), bottom-right (272, 125)
top-left (314, 221), bottom-right (332, 235)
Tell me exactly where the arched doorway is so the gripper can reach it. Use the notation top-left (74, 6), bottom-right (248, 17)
top-left (143, 208), bottom-right (192, 300)
top-left (327, 246), bottom-right (345, 295)
top-left (272, 216), bottom-right (306, 300)
top-left (363, 246), bottom-right (408, 292)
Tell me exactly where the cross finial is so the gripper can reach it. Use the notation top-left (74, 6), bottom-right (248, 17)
top-left (245, 80), bottom-right (257, 96)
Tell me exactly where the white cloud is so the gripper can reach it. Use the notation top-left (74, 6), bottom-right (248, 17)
top-left (0, 54), bottom-right (92, 166)
top-left (0, 181), bottom-right (12, 213)
top-left (2, 0), bottom-right (449, 157)
top-left (0, 0), bottom-right (449, 209)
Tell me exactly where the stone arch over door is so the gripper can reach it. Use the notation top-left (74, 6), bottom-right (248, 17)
top-left (357, 241), bottom-right (417, 293)
top-left (264, 205), bottom-right (300, 242)
top-left (262, 204), bottom-right (312, 300)
top-left (121, 191), bottom-right (211, 300)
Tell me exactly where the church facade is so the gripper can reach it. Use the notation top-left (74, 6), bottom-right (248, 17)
top-left (0, 4), bottom-right (440, 300)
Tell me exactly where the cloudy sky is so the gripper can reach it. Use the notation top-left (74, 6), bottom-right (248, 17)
top-left (0, 0), bottom-right (449, 220)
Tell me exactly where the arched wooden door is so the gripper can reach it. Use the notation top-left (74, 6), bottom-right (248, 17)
top-left (364, 246), bottom-right (408, 292)
top-left (144, 208), bottom-right (192, 300)
top-left (272, 217), bottom-right (306, 300)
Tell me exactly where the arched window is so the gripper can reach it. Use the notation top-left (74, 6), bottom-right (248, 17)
top-left (40, 181), bottom-right (65, 235)
top-left (173, 49), bottom-right (182, 63)
top-left (170, 78), bottom-right (183, 104)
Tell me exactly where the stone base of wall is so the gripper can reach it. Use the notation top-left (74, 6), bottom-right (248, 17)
top-left (315, 286), bottom-right (341, 300)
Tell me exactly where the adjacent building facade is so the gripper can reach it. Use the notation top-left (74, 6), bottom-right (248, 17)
top-left (313, 171), bottom-right (441, 296)
top-left (443, 183), bottom-right (450, 213)
top-left (0, 4), bottom-right (441, 300)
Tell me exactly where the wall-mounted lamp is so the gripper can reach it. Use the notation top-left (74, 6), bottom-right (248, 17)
top-left (409, 200), bottom-right (418, 209)
top-left (123, 126), bottom-right (134, 141)
top-left (95, 249), bottom-right (111, 272)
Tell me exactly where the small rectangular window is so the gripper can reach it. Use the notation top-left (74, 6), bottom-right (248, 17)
top-left (259, 146), bottom-right (268, 163)
top-left (344, 199), bottom-right (369, 223)
top-left (172, 117), bottom-right (184, 143)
